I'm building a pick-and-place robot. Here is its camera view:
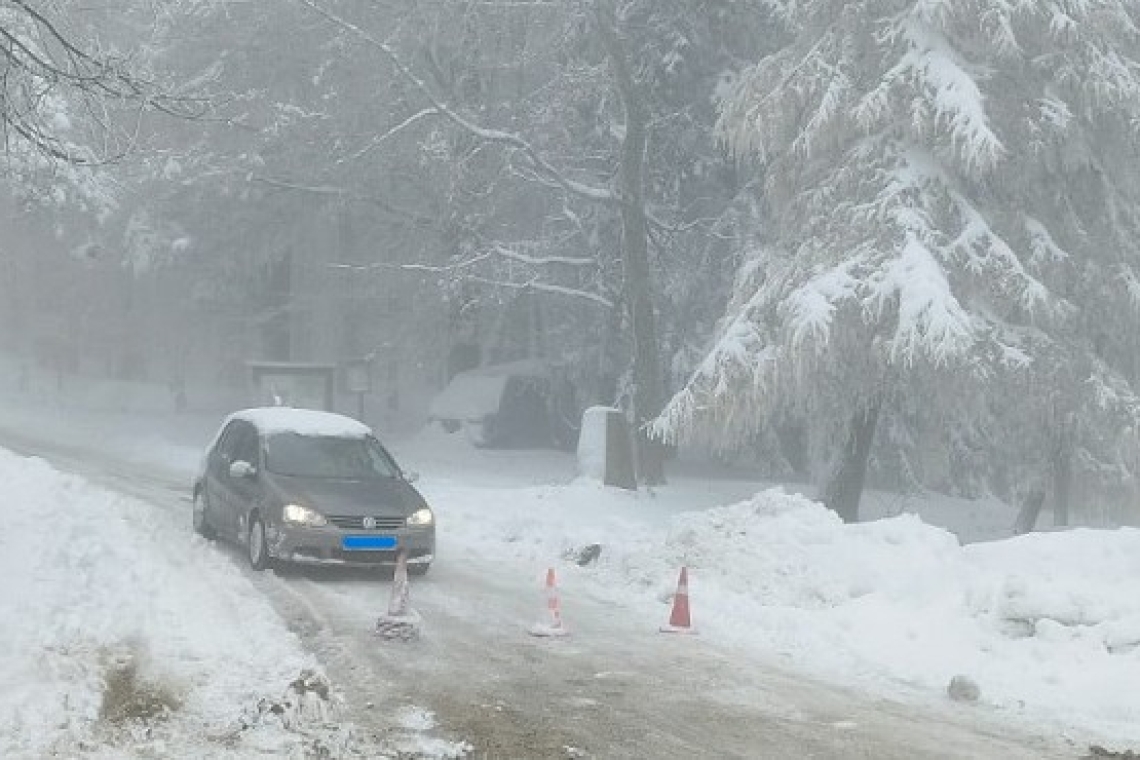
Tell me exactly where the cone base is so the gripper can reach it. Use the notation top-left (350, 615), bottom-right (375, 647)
top-left (659, 624), bottom-right (697, 635)
top-left (376, 609), bottom-right (422, 642)
top-left (528, 622), bottom-right (570, 638)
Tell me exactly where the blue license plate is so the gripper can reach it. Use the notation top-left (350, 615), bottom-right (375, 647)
top-left (342, 535), bottom-right (398, 550)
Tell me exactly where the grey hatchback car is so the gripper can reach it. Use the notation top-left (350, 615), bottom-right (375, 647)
top-left (193, 408), bottom-right (435, 574)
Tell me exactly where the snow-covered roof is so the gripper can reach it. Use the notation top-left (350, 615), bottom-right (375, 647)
top-left (428, 360), bottom-right (549, 421)
top-left (454, 359), bottom-right (548, 379)
top-left (229, 407), bottom-right (372, 438)
top-left (429, 375), bottom-right (510, 421)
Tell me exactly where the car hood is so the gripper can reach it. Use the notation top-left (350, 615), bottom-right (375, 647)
top-left (264, 473), bottom-right (425, 517)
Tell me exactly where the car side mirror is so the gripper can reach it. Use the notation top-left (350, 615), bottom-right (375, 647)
top-left (403, 470), bottom-right (420, 484)
top-left (229, 460), bottom-right (257, 479)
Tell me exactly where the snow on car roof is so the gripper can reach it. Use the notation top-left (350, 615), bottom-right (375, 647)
top-left (230, 407), bottom-right (372, 438)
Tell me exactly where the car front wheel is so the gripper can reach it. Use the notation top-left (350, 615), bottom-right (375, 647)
top-left (248, 514), bottom-right (271, 571)
top-left (193, 490), bottom-right (216, 540)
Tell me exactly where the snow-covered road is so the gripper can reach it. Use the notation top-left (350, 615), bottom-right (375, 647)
top-left (266, 558), bottom-right (1067, 759)
top-left (0, 414), bottom-right (1078, 759)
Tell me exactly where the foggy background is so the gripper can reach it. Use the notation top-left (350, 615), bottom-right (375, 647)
top-left (2, 0), bottom-right (1139, 527)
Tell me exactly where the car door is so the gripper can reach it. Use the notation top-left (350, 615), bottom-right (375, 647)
top-left (204, 422), bottom-right (241, 539)
top-left (209, 421), bottom-right (257, 540)
top-left (225, 423), bottom-right (262, 541)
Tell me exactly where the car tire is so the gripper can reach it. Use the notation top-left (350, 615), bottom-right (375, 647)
top-left (408, 563), bottom-right (430, 577)
top-left (193, 489), bottom-right (216, 540)
top-left (248, 514), bottom-right (271, 571)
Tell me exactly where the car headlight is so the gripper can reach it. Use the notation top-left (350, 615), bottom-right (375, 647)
top-left (282, 503), bottom-right (328, 527)
top-left (407, 507), bottom-right (434, 526)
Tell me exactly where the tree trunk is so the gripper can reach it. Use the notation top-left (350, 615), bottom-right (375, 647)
top-left (1012, 486), bottom-right (1045, 535)
top-left (1051, 419), bottom-right (1074, 527)
top-left (822, 402), bottom-right (881, 523)
top-left (595, 2), bottom-right (667, 485)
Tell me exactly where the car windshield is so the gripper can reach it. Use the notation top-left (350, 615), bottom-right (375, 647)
top-left (263, 433), bottom-right (402, 479)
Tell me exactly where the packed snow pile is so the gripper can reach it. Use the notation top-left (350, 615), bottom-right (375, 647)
top-left (0, 449), bottom-right (353, 758)
top-left (647, 489), bottom-right (1140, 741)
top-left (660, 489), bottom-right (963, 607)
top-left (429, 476), bottom-right (1140, 744)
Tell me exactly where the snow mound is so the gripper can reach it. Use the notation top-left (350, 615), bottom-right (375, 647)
top-left (633, 490), bottom-right (1140, 740)
top-left (434, 476), bottom-right (1140, 744)
top-left (0, 449), bottom-right (360, 758)
top-left (662, 488), bottom-right (962, 608)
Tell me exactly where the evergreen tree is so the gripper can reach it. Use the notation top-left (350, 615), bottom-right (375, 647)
top-left (658, 0), bottom-right (1140, 521)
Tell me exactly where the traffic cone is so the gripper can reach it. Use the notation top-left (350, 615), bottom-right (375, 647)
top-left (376, 550), bottom-right (422, 641)
top-left (660, 566), bottom-right (696, 634)
top-left (528, 567), bottom-right (569, 637)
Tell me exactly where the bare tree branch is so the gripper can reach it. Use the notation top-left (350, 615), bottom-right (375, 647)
top-left (342, 107), bottom-right (440, 163)
top-left (294, 0), bottom-right (617, 205)
top-left (328, 253), bottom-right (493, 273)
top-left (0, 1), bottom-right (214, 165)
top-left (489, 243), bottom-right (597, 268)
top-left (466, 273), bottom-right (614, 308)
top-left (250, 174), bottom-right (437, 224)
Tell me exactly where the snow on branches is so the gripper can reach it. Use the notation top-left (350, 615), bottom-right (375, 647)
top-left (0, 1), bottom-right (213, 206)
top-left (659, 0), bottom-right (1140, 486)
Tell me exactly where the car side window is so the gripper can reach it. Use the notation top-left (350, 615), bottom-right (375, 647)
top-left (233, 425), bottom-right (259, 466)
top-left (214, 423), bottom-right (241, 464)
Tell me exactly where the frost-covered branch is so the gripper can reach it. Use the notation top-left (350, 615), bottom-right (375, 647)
top-left (0, 1), bottom-right (211, 166)
top-left (329, 253), bottom-right (492, 274)
top-left (295, 0), bottom-right (616, 205)
top-left (343, 107), bottom-right (440, 163)
top-left (466, 274), bottom-right (614, 308)
top-left (489, 244), bottom-right (596, 268)
top-left (251, 175), bottom-right (435, 223)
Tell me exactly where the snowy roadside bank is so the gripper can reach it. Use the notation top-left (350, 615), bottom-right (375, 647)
top-left (0, 448), bottom-right (355, 759)
top-left (428, 473), bottom-right (1140, 752)
top-left (0, 395), bottom-right (1133, 753)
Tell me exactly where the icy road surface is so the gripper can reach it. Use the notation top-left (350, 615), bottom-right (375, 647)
top-left (0, 421), bottom-right (1076, 759)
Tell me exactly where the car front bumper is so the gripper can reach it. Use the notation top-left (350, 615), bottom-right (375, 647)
top-left (266, 523), bottom-right (435, 568)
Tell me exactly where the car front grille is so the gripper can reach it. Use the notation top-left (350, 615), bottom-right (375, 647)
top-left (330, 549), bottom-right (398, 564)
top-left (327, 515), bottom-right (406, 531)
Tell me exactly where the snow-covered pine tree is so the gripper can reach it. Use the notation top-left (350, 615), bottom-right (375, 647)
top-left (656, 0), bottom-right (1140, 522)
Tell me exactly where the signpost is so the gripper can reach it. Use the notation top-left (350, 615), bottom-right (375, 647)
top-left (344, 357), bottom-right (372, 422)
top-left (247, 362), bottom-right (336, 411)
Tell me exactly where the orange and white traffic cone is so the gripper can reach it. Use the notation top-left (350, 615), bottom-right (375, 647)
top-left (528, 567), bottom-right (569, 637)
top-left (376, 549), bottom-right (422, 641)
top-left (660, 566), bottom-right (697, 634)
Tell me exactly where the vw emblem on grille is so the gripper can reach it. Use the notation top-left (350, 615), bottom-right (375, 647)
top-left (362, 516), bottom-right (377, 530)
